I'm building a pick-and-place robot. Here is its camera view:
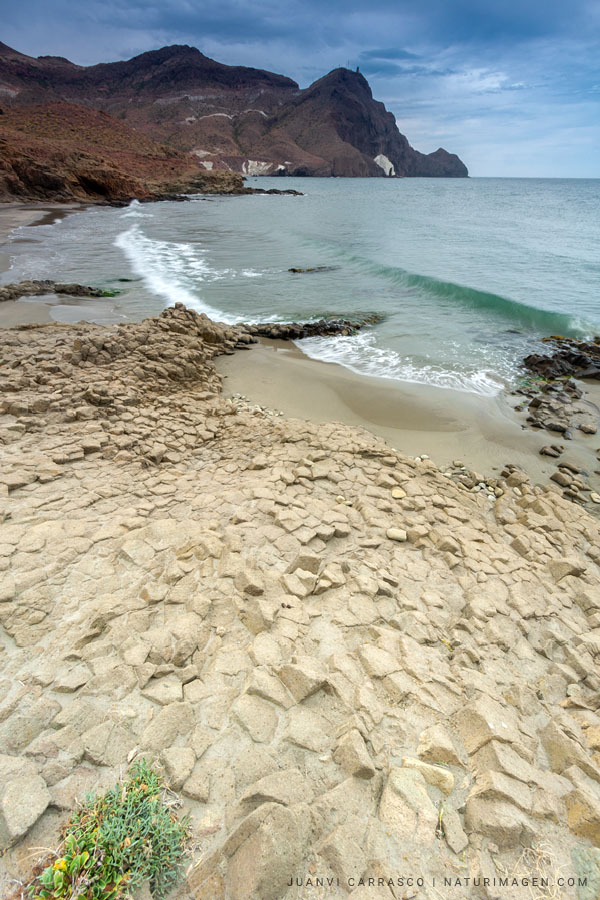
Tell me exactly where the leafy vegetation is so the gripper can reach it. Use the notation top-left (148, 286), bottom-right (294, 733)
top-left (516, 373), bottom-right (565, 392)
top-left (29, 760), bottom-right (190, 900)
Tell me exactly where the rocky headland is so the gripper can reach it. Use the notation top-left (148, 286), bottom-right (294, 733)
top-left (0, 40), bottom-right (467, 198)
top-left (0, 102), bottom-right (257, 204)
top-left (1, 303), bottom-right (600, 899)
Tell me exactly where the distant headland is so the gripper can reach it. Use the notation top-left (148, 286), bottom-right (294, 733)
top-left (0, 41), bottom-right (467, 203)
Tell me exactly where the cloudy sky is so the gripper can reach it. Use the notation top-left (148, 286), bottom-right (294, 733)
top-left (3, 0), bottom-right (599, 176)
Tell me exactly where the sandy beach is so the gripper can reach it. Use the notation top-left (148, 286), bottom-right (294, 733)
top-left (0, 202), bottom-right (87, 326)
top-left (2, 202), bottom-right (599, 499)
top-left (0, 202), bottom-right (81, 249)
top-left (217, 338), bottom-right (600, 490)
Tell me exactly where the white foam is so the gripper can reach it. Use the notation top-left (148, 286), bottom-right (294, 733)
top-left (114, 224), bottom-right (235, 322)
top-left (120, 199), bottom-right (153, 219)
top-left (298, 332), bottom-right (504, 396)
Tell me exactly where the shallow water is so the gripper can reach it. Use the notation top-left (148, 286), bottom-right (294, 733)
top-left (2, 177), bottom-right (599, 395)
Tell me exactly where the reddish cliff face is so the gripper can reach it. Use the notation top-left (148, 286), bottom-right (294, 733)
top-left (0, 102), bottom-right (245, 202)
top-left (0, 42), bottom-right (468, 189)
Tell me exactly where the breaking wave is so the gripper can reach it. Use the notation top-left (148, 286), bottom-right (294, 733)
top-left (298, 331), bottom-right (505, 396)
top-left (311, 244), bottom-right (597, 337)
top-left (114, 224), bottom-right (236, 322)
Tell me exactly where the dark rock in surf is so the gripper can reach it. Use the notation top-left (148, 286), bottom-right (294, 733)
top-left (0, 280), bottom-right (104, 303)
top-left (238, 314), bottom-right (383, 341)
top-left (523, 336), bottom-right (600, 381)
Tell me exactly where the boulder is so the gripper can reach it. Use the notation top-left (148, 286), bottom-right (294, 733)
top-left (441, 805), bottom-right (468, 855)
top-left (237, 770), bottom-right (308, 812)
top-left (401, 757), bottom-right (454, 796)
top-left (417, 724), bottom-right (462, 767)
top-left (232, 695), bottom-right (278, 743)
top-left (317, 816), bottom-right (368, 885)
top-left (464, 797), bottom-right (535, 849)
top-left (358, 645), bottom-right (399, 679)
top-left (278, 656), bottom-right (328, 702)
top-left (0, 755), bottom-right (50, 848)
top-left (378, 767), bottom-right (438, 845)
top-left (160, 747), bottom-right (196, 791)
top-left (225, 803), bottom-right (310, 900)
top-left (564, 765), bottom-right (600, 843)
top-left (284, 708), bottom-right (330, 753)
top-left (334, 729), bottom-right (376, 779)
top-left (453, 695), bottom-right (521, 755)
top-left (541, 719), bottom-right (600, 782)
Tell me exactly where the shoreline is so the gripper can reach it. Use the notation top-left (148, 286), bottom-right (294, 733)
top-left (0, 202), bottom-right (87, 324)
top-left (0, 201), bottom-right (84, 246)
top-left (216, 337), bottom-right (600, 497)
top-left (1, 201), bottom-right (598, 501)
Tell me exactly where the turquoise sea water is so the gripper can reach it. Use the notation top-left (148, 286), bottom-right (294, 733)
top-left (3, 177), bottom-right (599, 395)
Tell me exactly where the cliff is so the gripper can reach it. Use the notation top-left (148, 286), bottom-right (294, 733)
top-left (0, 42), bottom-right (468, 182)
top-left (259, 67), bottom-right (468, 177)
top-left (0, 102), bottom-right (245, 202)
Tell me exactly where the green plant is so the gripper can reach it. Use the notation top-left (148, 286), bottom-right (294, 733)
top-left (100, 289), bottom-right (121, 297)
top-left (29, 759), bottom-right (190, 900)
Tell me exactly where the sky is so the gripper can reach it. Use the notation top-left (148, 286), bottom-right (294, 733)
top-left (3, 0), bottom-right (599, 177)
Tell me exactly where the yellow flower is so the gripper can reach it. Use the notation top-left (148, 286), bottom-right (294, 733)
top-left (53, 859), bottom-right (67, 871)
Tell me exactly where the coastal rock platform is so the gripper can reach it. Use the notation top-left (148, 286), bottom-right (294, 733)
top-left (1, 305), bottom-right (600, 899)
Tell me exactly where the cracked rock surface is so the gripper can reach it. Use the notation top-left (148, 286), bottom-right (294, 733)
top-left (1, 304), bottom-right (600, 899)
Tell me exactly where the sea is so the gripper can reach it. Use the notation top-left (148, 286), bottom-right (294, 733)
top-left (3, 177), bottom-right (599, 396)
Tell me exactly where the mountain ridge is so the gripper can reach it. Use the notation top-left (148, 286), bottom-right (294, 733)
top-left (0, 42), bottom-right (468, 193)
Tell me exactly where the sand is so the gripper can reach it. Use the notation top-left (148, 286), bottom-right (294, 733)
top-left (0, 202), bottom-right (80, 249)
top-left (0, 299), bottom-right (53, 326)
top-left (217, 338), bottom-right (600, 487)
top-left (0, 202), bottom-right (87, 327)
top-left (2, 201), bottom-right (598, 493)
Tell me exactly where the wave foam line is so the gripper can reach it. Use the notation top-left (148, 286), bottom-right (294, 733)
top-left (299, 332), bottom-right (504, 396)
top-left (120, 199), bottom-right (154, 219)
top-left (114, 224), bottom-right (236, 322)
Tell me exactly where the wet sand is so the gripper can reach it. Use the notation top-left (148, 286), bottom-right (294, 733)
top-left (0, 203), bottom-right (81, 251)
top-left (217, 339), bottom-right (600, 486)
top-left (0, 299), bottom-right (53, 327)
top-left (0, 202), bottom-right (87, 327)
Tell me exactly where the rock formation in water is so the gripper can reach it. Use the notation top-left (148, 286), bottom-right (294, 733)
top-left (0, 41), bottom-right (468, 193)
